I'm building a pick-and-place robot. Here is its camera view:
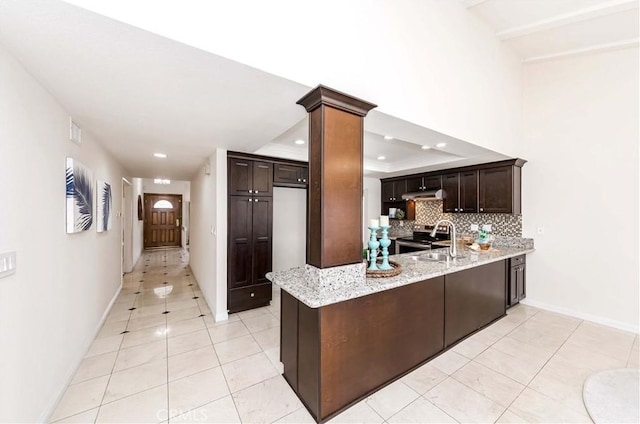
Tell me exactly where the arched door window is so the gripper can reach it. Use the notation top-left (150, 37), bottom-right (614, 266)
top-left (153, 200), bottom-right (173, 209)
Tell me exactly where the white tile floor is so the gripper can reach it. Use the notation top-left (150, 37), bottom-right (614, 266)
top-left (51, 248), bottom-right (639, 423)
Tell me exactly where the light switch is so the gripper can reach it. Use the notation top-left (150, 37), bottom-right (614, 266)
top-left (0, 251), bottom-right (16, 278)
top-left (482, 224), bottom-right (492, 232)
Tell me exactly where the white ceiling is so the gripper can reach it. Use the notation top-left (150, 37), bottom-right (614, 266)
top-left (461, 0), bottom-right (639, 62)
top-left (2, 1), bottom-right (636, 181)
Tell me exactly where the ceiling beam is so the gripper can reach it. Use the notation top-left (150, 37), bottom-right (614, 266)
top-left (523, 38), bottom-right (639, 63)
top-left (497, 0), bottom-right (639, 40)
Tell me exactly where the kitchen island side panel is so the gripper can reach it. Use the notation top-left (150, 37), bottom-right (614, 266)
top-left (281, 290), bottom-right (299, 391)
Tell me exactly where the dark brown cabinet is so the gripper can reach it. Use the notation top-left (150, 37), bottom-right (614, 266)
top-left (228, 156), bottom-right (273, 313)
top-left (507, 255), bottom-right (526, 307)
top-left (479, 165), bottom-right (522, 214)
top-left (273, 163), bottom-right (308, 188)
top-left (406, 175), bottom-right (441, 193)
top-left (442, 171), bottom-right (477, 213)
top-left (381, 180), bottom-right (406, 202)
top-left (228, 157), bottom-right (273, 197)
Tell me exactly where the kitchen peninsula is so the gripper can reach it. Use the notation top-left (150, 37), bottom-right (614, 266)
top-left (268, 244), bottom-right (533, 422)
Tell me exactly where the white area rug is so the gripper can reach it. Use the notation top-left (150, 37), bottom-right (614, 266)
top-left (583, 368), bottom-right (640, 423)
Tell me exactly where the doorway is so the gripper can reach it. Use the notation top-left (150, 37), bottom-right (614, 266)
top-left (144, 193), bottom-right (183, 248)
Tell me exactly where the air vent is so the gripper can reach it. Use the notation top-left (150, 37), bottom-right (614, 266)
top-left (69, 118), bottom-right (82, 145)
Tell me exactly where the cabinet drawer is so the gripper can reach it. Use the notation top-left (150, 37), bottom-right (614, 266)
top-left (510, 255), bottom-right (526, 267)
top-left (228, 283), bottom-right (272, 313)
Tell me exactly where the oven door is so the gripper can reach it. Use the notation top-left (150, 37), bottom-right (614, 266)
top-left (395, 240), bottom-right (432, 254)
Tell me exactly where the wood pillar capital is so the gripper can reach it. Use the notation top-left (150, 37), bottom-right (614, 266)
top-left (299, 85), bottom-right (376, 269)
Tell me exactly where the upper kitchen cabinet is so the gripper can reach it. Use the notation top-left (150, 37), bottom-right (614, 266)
top-left (479, 163), bottom-right (523, 214)
top-left (442, 171), bottom-right (477, 213)
top-left (228, 157), bottom-right (273, 197)
top-left (273, 163), bottom-right (308, 188)
top-left (381, 179), bottom-right (406, 202)
top-left (406, 175), bottom-right (442, 193)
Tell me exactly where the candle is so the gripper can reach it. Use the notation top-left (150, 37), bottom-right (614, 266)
top-left (369, 219), bottom-right (379, 228)
top-left (379, 215), bottom-right (389, 227)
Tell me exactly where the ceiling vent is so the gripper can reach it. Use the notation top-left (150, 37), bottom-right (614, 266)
top-left (69, 118), bottom-right (82, 145)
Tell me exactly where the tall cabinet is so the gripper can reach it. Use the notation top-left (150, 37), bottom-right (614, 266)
top-left (227, 156), bottom-right (274, 313)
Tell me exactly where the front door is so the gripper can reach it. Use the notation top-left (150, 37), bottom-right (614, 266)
top-left (144, 193), bottom-right (182, 248)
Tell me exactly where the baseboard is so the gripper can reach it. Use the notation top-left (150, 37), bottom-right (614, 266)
top-left (215, 311), bottom-right (229, 322)
top-left (521, 298), bottom-right (640, 334)
top-left (38, 284), bottom-right (122, 423)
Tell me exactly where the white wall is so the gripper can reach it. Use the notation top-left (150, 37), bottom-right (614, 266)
top-left (189, 150), bottom-right (227, 321)
top-left (273, 187), bottom-right (306, 271)
top-left (131, 177), bottom-right (144, 266)
top-left (65, 0), bottom-right (523, 156)
top-left (521, 47), bottom-right (639, 332)
top-left (0, 42), bottom-right (127, 421)
top-left (363, 177), bottom-right (382, 245)
top-left (142, 179), bottom-right (190, 248)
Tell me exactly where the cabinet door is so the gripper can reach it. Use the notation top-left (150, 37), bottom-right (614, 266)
top-left (381, 181), bottom-right (396, 202)
top-left (508, 266), bottom-right (519, 306)
top-left (252, 161), bottom-right (273, 196)
top-left (228, 196), bottom-right (253, 289)
top-left (405, 176), bottom-right (423, 193)
top-left (274, 164), bottom-right (301, 185)
top-left (479, 166), bottom-right (513, 213)
top-left (424, 175), bottom-right (442, 191)
top-left (517, 264), bottom-right (526, 301)
top-left (252, 197), bottom-right (273, 285)
top-left (393, 180), bottom-right (407, 200)
top-left (459, 171), bottom-right (478, 213)
top-left (300, 166), bottom-right (309, 185)
top-left (229, 158), bottom-right (253, 196)
top-left (442, 173), bottom-right (459, 213)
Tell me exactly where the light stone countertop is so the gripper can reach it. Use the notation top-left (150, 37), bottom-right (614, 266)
top-left (267, 245), bottom-right (534, 308)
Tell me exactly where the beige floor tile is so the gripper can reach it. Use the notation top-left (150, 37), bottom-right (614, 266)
top-left (232, 375), bottom-right (302, 424)
top-left (85, 334), bottom-right (123, 358)
top-left (205, 313), bottom-right (241, 328)
top-left (452, 336), bottom-right (490, 359)
top-left (96, 385), bottom-right (168, 423)
top-left (50, 375), bottom-right (110, 421)
top-left (242, 314), bottom-right (280, 334)
top-left (71, 351), bottom-right (118, 384)
top-left (237, 307), bottom-right (271, 321)
top-left (131, 304), bottom-right (169, 319)
top-left (507, 320), bottom-right (572, 352)
top-left (274, 407), bottom-right (315, 423)
top-left (214, 334), bottom-right (262, 364)
top-left (166, 299), bottom-right (200, 312)
top-left (387, 397), bottom-right (457, 423)
top-left (452, 361), bottom-right (525, 408)
top-left (492, 336), bottom-right (556, 363)
top-left (429, 350), bottom-right (470, 375)
top-left (168, 329), bottom-right (212, 356)
top-left (475, 347), bottom-right (543, 385)
top-left (509, 387), bottom-right (592, 423)
top-left (252, 327), bottom-right (280, 350)
top-left (528, 368), bottom-right (589, 417)
top-left (365, 380), bottom-right (420, 420)
top-left (96, 320), bottom-right (128, 338)
top-left (167, 316), bottom-right (207, 338)
top-left (207, 321), bottom-right (250, 344)
top-left (327, 400), bottom-right (384, 424)
top-left (114, 339), bottom-right (167, 372)
top-left (565, 321), bottom-right (635, 362)
top-left (221, 352), bottom-right (278, 393)
top-left (51, 407), bottom-right (98, 423)
top-left (171, 395), bottom-right (241, 423)
top-left (168, 345), bottom-right (220, 381)
top-left (467, 327), bottom-right (505, 346)
top-left (166, 306), bottom-right (204, 323)
top-left (495, 409), bottom-right (528, 423)
top-left (264, 346), bottom-right (284, 373)
top-left (426, 377), bottom-right (505, 423)
top-left (105, 308), bottom-right (132, 323)
top-left (127, 314), bottom-right (167, 332)
top-left (528, 310), bottom-right (582, 330)
top-left (506, 303), bottom-right (539, 318)
top-left (121, 325), bottom-right (167, 349)
top-left (555, 341), bottom-right (626, 371)
top-left (168, 367), bottom-right (230, 418)
top-left (400, 363), bottom-right (448, 395)
top-left (103, 359), bottom-right (167, 403)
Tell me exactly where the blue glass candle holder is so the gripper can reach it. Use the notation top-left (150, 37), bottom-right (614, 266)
top-left (367, 226), bottom-right (380, 271)
top-left (378, 225), bottom-right (393, 270)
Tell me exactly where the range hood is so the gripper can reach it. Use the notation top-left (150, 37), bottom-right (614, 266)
top-left (401, 189), bottom-right (444, 201)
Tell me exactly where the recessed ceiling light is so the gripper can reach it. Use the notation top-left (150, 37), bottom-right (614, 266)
top-left (421, 145), bottom-right (431, 150)
top-left (383, 135), bottom-right (394, 140)
top-left (377, 155), bottom-right (386, 160)
top-left (153, 153), bottom-right (167, 158)
top-left (294, 139), bottom-right (305, 145)
top-left (153, 178), bottom-right (171, 185)
top-left (435, 142), bottom-right (447, 148)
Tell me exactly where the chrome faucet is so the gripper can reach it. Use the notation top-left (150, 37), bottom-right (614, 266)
top-left (431, 219), bottom-right (457, 258)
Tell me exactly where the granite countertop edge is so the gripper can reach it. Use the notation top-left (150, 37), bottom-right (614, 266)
top-left (267, 246), bottom-right (535, 309)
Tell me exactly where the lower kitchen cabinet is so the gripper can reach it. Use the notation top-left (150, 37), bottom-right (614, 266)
top-left (508, 255), bottom-right (526, 307)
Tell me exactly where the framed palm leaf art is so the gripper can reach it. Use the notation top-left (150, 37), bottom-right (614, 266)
top-left (66, 158), bottom-right (93, 233)
top-left (96, 180), bottom-right (112, 232)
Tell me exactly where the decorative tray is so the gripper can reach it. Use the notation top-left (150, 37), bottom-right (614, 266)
top-left (366, 259), bottom-right (402, 278)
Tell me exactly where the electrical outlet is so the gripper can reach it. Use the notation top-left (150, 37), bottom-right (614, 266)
top-left (482, 224), bottom-right (492, 232)
top-left (470, 224), bottom-right (479, 231)
top-left (0, 251), bottom-right (16, 278)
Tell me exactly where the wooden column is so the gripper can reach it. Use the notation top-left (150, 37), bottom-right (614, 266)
top-left (297, 85), bottom-right (376, 269)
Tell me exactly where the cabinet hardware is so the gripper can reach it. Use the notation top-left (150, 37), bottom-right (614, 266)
top-left (250, 292), bottom-right (255, 297)
top-left (248, 190), bottom-right (253, 193)
top-left (303, 179), bottom-right (307, 183)
top-left (454, 208), bottom-right (458, 211)
top-left (297, 178), bottom-right (301, 182)
top-left (480, 208), bottom-right (484, 212)
top-left (255, 190), bottom-right (259, 194)
top-left (248, 199), bottom-right (253, 202)
top-left (255, 199), bottom-right (259, 202)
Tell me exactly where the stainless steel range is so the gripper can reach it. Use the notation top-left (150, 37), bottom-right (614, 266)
top-left (395, 224), bottom-right (451, 254)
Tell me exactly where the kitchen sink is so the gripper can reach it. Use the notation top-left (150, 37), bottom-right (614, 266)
top-left (421, 252), bottom-right (451, 261)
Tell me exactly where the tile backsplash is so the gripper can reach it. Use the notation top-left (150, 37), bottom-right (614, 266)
top-left (414, 200), bottom-right (522, 237)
